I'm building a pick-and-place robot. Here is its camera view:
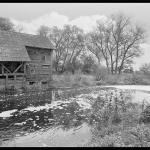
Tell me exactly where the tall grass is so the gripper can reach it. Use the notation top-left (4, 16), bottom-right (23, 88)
top-left (87, 89), bottom-right (150, 147)
top-left (53, 70), bottom-right (95, 88)
top-left (95, 72), bottom-right (150, 85)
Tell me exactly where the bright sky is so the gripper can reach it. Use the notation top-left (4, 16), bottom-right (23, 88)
top-left (0, 3), bottom-right (150, 70)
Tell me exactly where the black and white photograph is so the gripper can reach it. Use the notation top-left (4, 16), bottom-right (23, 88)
top-left (0, 3), bottom-right (150, 147)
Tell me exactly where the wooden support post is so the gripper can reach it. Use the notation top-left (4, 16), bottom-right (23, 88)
top-left (22, 75), bottom-right (24, 89)
top-left (5, 74), bottom-right (8, 89)
top-left (0, 63), bottom-right (2, 74)
top-left (47, 50), bottom-right (53, 88)
top-left (14, 75), bottom-right (16, 88)
top-left (23, 62), bottom-right (26, 89)
top-left (0, 63), bottom-right (11, 73)
top-left (2, 65), bottom-right (4, 74)
top-left (24, 63), bottom-right (26, 75)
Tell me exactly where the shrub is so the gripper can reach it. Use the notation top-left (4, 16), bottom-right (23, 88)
top-left (123, 74), bottom-right (143, 85)
top-left (53, 71), bottom-right (95, 88)
top-left (140, 105), bottom-right (150, 124)
top-left (105, 74), bottom-right (121, 85)
top-left (122, 124), bottom-right (150, 147)
top-left (94, 66), bottom-right (108, 81)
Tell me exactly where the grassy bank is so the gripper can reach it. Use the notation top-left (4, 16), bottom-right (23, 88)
top-left (0, 72), bottom-right (150, 94)
top-left (52, 73), bottom-right (96, 88)
top-left (52, 72), bottom-right (150, 88)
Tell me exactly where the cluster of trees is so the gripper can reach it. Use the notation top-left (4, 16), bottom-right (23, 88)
top-left (37, 25), bottom-right (89, 73)
top-left (0, 13), bottom-right (146, 75)
top-left (0, 17), bottom-right (14, 31)
top-left (37, 13), bottom-right (146, 74)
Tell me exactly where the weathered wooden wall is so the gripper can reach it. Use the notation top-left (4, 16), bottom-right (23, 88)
top-left (26, 46), bottom-right (53, 82)
top-left (26, 46), bottom-right (52, 64)
top-left (0, 46), bottom-right (53, 89)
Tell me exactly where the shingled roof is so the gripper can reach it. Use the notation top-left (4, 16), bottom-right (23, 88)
top-left (20, 32), bottom-right (54, 49)
top-left (0, 30), bottom-right (54, 62)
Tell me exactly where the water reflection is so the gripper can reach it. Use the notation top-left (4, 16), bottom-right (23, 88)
top-left (1, 86), bottom-right (150, 147)
top-left (0, 89), bottom-right (55, 112)
top-left (0, 88), bottom-right (92, 146)
top-left (1, 123), bottom-right (91, 147)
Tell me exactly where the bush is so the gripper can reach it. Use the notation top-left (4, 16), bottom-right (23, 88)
top-left (140, 105), bottom-right (150, 124)
top-left (100, 73), bottom-right (150, 85)
top-left (121, 124), bottom-right (150, 147)
top-left (94, 66), bottom-right (108, 81)
top-left (53, 71), bottom-right (95, 88)
top-left (105, 74), bottom-right (121, 85)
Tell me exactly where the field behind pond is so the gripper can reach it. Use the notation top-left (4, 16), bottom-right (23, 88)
top-left (1, 85), bottom-right (150, 147)
top-left (52, 72), bottom-right (150, 89)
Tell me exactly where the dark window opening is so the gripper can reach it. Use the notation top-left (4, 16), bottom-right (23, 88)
top-left (41, 55), bottom-right (46, 62)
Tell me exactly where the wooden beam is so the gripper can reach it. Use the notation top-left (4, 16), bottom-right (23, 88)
top-left (5, 74), bottom-right (8, 89)
top-left (22, 62), bottom-right (26, 89)
top-left (0, 73), bottom-right (25, 76)
top-left (0, 63), bottom-right (11, 73)
top-left (14, 75), bottom-right (16, 86)
top-left (1, 64), bottom-right (4, 74)
top-left (24, 62), bottom-right (26, 74)
top-left (13, 62), bottom-right (23, 73)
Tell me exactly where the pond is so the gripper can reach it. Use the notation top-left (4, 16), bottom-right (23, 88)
top-left (1, 85), bottom-right (150, 147)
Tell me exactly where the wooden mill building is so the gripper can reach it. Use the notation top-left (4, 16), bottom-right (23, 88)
top-left (0, 30), bottom-right (54, 88)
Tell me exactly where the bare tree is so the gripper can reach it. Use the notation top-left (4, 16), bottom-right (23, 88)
top-left (86, 21), bottom-right (115, 73)
top-left (62, 25), bottom-right (85, 72)
top-left (48, 26), bottom-right (66, 72)
top-left (86, 32), bottom-right (103, 66)
top-left (110, 13), bottom-right (145, 74)
top-left (87, 13), bottom-right (145, 74)
top-left (49, 25), bottom-right (85, 73)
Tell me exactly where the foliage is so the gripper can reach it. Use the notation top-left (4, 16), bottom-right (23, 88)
top-left (48, 25), bottom-right (86, 73)
top-left (53, 71), bottom-right (95, 88)
top-left (88, 89), bottom-right (150, 147)
top-left (2, 85), bottom-right (150, 147)
top-left (94, 65), bottom-right (109, 81)
top-left (140, 105), bottom-right (150, 123)
top-left (82, 55), bottom-right (97, 74)
top-left (37, 25), bottom-right (50, 37)
top-left (96, 73), bottom-right (150, 85)
top-left (52, 71), bottom-right (150, 88)
top-left (139, 63), bottom-right (150, 75)
top-left (85, 13), bottom-right (145, 74)
top-left (36, 12), bottom-right (146, 75)
top-left (0, 17), bottom-right (14, 31)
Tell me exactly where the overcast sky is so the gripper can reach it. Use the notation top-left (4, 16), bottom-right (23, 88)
top-left (0, 3), bottom-right (150, 70)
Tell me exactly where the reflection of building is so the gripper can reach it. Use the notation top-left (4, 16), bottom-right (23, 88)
top-left (0, 30), bottom-right (54, 88)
